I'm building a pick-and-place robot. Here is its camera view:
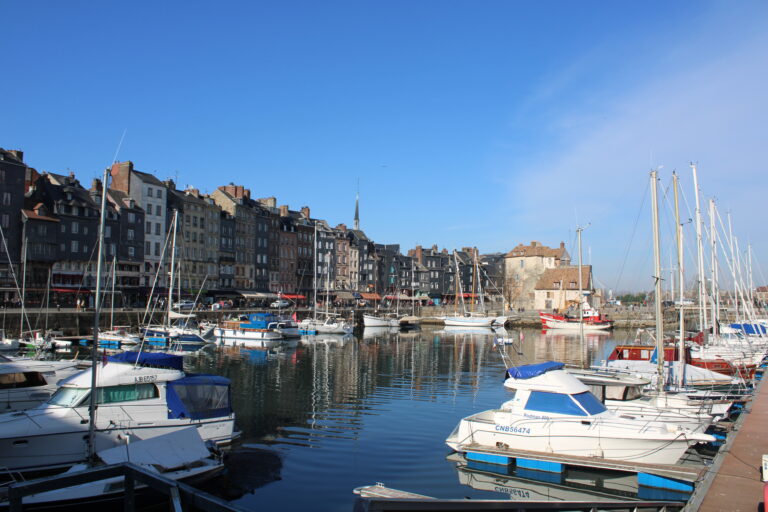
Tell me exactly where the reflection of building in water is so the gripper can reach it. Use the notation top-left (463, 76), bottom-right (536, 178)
top-left (530, 330), bottom-right (609, 367)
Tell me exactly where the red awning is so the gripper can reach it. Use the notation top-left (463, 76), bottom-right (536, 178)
top-left (281, 294), bottom-right (305, 299)
top-left (52, 288), bottom-right (90, 294)
top-left (360, 293), bottom-right (381, 301)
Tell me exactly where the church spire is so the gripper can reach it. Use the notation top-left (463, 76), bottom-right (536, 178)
top-left (354, 188), bottom-right (360, 231)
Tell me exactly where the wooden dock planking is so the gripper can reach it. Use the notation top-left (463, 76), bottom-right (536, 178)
top-left (696, 376), bottom-right (768, 511)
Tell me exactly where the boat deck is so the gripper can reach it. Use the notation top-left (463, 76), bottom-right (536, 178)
top-left (696, 374), bottom-right (768, 511)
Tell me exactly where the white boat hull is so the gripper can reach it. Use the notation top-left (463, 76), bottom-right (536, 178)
top-left (442, 316), bottom-right (496, 327)
top-left (216, 327), bottom-right (284, 348)
top-left (363, 315), bottom-right (400, 327)
top-left (446, 410), bottom-right (704, 465)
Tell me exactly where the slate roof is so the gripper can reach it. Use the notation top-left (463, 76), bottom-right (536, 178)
top-left (505, 241), bottom-right (567, 259)
top-left (534, 266), bottom-right (592, 290)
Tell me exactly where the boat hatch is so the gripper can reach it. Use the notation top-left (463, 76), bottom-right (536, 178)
top-left (166, 375), bottom-right (232, 420)
top-left (0, 372), bottom-right (47, 389)
top-left (524, 391), bottom-right (606, 416)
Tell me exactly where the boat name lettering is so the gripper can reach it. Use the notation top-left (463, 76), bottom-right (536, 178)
top-left (135, 375), bottom-right (158, 383)
top-left (494, 425), bottom-right (531, 434)
top-left (494, 486), bottom-right (530, 498)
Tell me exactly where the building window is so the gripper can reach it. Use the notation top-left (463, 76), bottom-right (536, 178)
top-left (147, 187), bottom-right (153, 197)
top-left (1, 192), bottom-right (10, 206)
top-left (146, 221), bottom-right (152, 233)
top-left (71, 240), bottom-right (79, 252)
top-left (156, 205), bottom-right (162, 216)
top-left (155, 223), bottom-right (161, 235)
top-left (146, 241), bottom-right (151, 254)
top-left (127, 213), bottom-right (136, 223)
top-left (128, 246), bottom-right (135, 257)
top-left (156, 189), bottom-right (162, 199)
top-left (104, 226), bottom-right (110, 237)
top-left (71, 222), bottom-right (79, 234)
top-left (155, 242), bottom-right (160, 256)
top-left (127, 229), bottom-right (135, 241)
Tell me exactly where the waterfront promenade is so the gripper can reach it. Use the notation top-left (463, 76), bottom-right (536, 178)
top-left (696, 375), bottom-right (768, 511)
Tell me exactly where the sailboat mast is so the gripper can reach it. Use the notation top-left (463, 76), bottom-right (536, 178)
top-left (691, 163), bottom-right (707, 333)
top-left (110, 256), bottom-right (116, 330)
top-left (87, 166), bottom-right (111, 461)
top-left (19, 222), bottom-right (27, 338)
top-left (673, 172), bottom-right (685, 388)
top-left (709, 199), bottom-right (719, 337)
top-left (649, 170), bottom-right (665, 386)
top-left (313, 222), bottom-right (317, 320)
top-left (576, 226), bottom-right (585, 363)
top-left (167, 210), bottom-right (178, 327)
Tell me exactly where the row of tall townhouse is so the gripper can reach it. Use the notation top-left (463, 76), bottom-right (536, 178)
top-left (0, 148), bottom-right (600, 308)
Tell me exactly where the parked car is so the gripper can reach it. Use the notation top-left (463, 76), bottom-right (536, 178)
top-left (270, 299), bottom-right (290, 308)
top-left (173, 300), bottom-right (195, 310)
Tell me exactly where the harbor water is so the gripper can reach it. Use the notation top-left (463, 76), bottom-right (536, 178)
top-left (185, 326), bottom-right (648, 510)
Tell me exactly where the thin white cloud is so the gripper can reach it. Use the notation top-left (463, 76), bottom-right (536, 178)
top-left (504, 26), bottom-right (768, 290)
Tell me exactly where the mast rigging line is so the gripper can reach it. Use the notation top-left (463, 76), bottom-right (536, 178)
top-left (612, 178), bottom-right (649, 294)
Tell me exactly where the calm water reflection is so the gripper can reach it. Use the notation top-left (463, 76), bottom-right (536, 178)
top-left (189, 326), bottom-right (640, 511)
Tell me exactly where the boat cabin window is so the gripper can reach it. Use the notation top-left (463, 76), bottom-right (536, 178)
top-left (524, 391), bottom-right (587, 416)
top-left (0, 372), bottom-right (47, 389)
top-left (571, 391), bottom-right (607, 415)
top-left (49, 387), bottom-right (90, 407)
top-left (95, 384), bottom-right (159, 404)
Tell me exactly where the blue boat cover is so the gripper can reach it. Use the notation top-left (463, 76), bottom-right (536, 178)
top-left (166, 374), bottom-right (232, 420)
top-left (730, 323), bottom-right (767, 335)
top-left (506, 361), bottom-right (564, 379)
top-left (108, 352), bottom-right (184, 370)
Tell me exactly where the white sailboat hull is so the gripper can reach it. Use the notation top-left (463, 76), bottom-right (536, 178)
top-left (442, 316), bottom-right (496, 327)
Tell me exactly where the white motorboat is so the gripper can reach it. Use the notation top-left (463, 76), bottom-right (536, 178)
top-left (0, 354), bottom-right (83, 412)
top-left (215, 313), bottom-right (285, 348)
top-left (299, 314), bottom-right (353, 335)
top-left (363, 313), bottom-right (401, 328)
top-left (446, 361), bottom-right (715, 465)
top-left (567, 368), bottom-right (714, 432)
top-left (4, 427), bottom-right (223, 508)
top-left (0, 352), bottom-right (235, 474)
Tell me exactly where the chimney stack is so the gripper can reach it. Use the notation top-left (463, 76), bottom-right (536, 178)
top-left (300, 206), bottom-right (310, 219)
top-left (279, 205), bottom-right (289, 217)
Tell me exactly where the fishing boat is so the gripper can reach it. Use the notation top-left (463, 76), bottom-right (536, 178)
top-left (538, 303), bottom-right (614, 331)
top-left (0, 351), bottom-right (236, 475)
top-left (215, 313), bottom-right (285, 347)
top-left (0, 427), bottom-right (223, 510)
top-left (446, 361), bottom-right (715, 465)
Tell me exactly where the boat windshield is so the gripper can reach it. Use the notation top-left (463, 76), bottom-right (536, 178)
top-left (49, 387), bottom-right (90, 407)
top-left (572, 391), bottom-right (608, 415)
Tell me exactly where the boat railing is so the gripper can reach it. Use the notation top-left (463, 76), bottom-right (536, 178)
top-left (4, 462), bottom-right (244, 512)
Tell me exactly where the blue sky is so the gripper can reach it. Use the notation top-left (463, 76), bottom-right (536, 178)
top-left (3, 1), bottom-right (766, 291)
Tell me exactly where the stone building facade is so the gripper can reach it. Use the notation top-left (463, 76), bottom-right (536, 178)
top-left (504, 241), bottom-right (570, 310)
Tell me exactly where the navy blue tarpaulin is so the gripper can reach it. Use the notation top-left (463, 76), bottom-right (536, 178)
top-left (166, 375), bottom-right (232, 420)
top-left (108, 352), bottom-right (184, 371)
top-left (505, 361), bottom-right (564, 380)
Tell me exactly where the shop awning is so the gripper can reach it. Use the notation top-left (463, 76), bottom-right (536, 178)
top-left (281, 294), bottom-right (305, 300)
top-left (335, 291), bottom-right (356, 300)
top-left (360, 293), bottom-right (381, 301)
top-left (52, 288), bottom-right (90, 294)
top-left (239, 291), bottom-right (279, 299)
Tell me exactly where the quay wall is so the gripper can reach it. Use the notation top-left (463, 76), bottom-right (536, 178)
top-left (0, 305), bottom-right (715, 337)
